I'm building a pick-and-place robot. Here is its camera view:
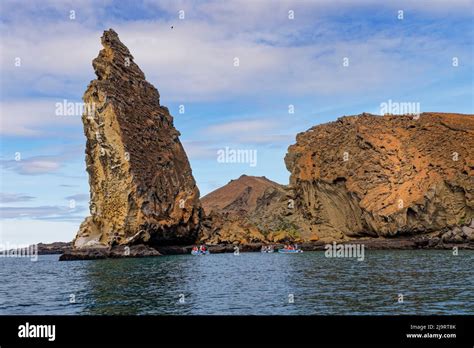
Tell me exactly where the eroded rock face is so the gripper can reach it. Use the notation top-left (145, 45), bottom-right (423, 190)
top-left (73, 29), bottom-right (202, 249)
top-left (285, 113), bottom-right (474, 240)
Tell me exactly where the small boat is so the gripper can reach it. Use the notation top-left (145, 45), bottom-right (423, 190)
top-left (278, 248), bottom-right (303, 253)
top-left (191, 250), bottom-right (210, 256)
top-left (261, 245), bottom-right (275, 253)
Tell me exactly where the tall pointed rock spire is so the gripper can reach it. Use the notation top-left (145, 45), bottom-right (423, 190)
top-left (73, 29), bottom-right (202, 250)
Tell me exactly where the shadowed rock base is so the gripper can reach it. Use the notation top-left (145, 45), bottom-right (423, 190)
top-left (59, 244), bottom-right (161, 261)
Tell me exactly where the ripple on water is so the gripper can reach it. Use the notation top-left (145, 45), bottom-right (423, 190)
top-left (0, 250), bottom-right (472, 315)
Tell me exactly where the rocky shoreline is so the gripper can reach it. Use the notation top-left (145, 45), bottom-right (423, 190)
top-left (59, 236), bottom-right (474, 261)
top-left (35, 242), bottom-right (72, 255)
top-left (19, 218), bottom-right (473, 260)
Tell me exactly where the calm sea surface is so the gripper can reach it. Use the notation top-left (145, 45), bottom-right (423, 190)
top-left (0, 250), bottom-right (472, 315)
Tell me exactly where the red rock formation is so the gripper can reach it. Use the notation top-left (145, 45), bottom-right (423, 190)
top-left (73, 29), bottom-right (202, 250)
top-left (285, 112), bottom-right (474, 240)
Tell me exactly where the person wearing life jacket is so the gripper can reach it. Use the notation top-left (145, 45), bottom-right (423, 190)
top-left (192, 246), bottom-right (198, 252)
top-left (200, 245), bottom-right (206, 252)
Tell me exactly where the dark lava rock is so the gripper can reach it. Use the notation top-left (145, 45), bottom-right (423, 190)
top-left (59, 244), bottom-right (160, 261)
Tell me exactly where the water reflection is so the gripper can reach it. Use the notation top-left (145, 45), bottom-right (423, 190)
top-left (83, 256), bottom-right (191, 315)
top-left (1, 250), bottom-right (471, 315)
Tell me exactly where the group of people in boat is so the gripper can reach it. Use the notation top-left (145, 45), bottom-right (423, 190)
top-left (192, 245), bottom-right (207, 253)
top-left (261, 245), bottom-right (274, 252)
top-left (192, 244), bottom-right (301, 254)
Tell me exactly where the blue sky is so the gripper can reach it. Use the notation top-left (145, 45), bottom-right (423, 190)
top-left (0, 0), bottom-right (473, 245)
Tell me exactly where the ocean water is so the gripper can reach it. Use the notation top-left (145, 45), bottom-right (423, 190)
top-left (0, 250), bottom-right (472, 315)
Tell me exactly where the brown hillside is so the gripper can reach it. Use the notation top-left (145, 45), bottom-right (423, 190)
top-left (201, 175), bottom-right (285, 215)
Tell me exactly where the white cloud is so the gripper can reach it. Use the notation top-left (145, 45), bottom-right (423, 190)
top-left (1, 1), bottom-right (470, 105)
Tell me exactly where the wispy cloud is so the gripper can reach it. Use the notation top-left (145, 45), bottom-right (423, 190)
top-left (0, 193), bottom-right (36, 203)
top-left (2, 156), bottom-right (62, 175)
top-left (205, 119), bottom-right (277, 135)
top-left (0, 204), bottom-right (86, 221)
top-left (237, 133), bottom-right (293, 145)
top-left (182, 140), bottom-right (218, 160)
top-left (202, 118), bottom-right (293, 146)
top-left (64, 193), bottom-right (89, 201)
top-left (1, 145), bottom-right (83, 175)
top-left (1, 1), bottom-right (471, 104)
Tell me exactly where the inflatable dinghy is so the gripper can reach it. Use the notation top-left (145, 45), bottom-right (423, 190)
top-left (278, 249), bottom-right (303, 254)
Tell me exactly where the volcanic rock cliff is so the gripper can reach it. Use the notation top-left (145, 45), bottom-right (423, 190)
top-left (73, 29), bottom-right (202, 250)
top-left (285, 112), bottom-right (474, 241)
